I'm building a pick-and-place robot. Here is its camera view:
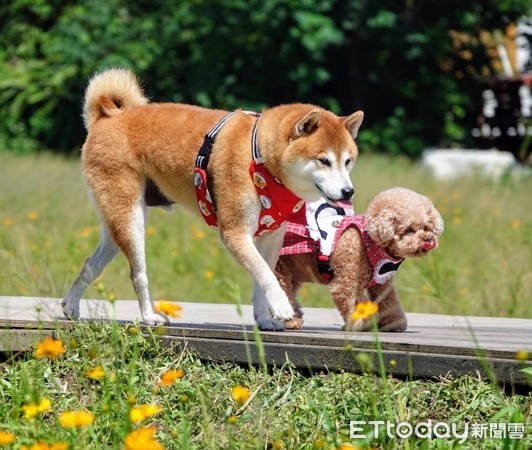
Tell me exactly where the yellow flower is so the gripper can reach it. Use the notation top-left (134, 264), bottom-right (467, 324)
top-left (2, 218), bottom-right (13, 227)
top-left (58, 410), bottom-right (94, 428)
top-left (515, 350), bottom-right (529, 361)
top-left (124, 426), bottom-right (164, 450)
top-left (158, 369), bottom-right (185, 387)
top-left (351, 301), bottom-right (379, 322)
top-left (146, 226), bottom-right (156, 236)
top-left (338, 444), bottom-right (361, 450)
top-left (231, 385), bottom-right (250, 405)
top-left (129, 404), bottom-right (163, 423)
top-left (510, 219), bottom-right (521, 230)
top-left (0, 430), bottom-right (15, 444)
top-left (154, 301), bottom-right (182, 318)
top-left (227, 415), bottom-right (238, 424)
top-left (22, 398), bottom-right (52, 419)
top-left (458, 287), bottom-right (468, 297)
top-left (28, 211), bottom-right (39, 221)
top-left (451, 216), bottom-right (462, 225)
top-left (204, 270), bottom-right (214, 280)
top-left (34, 336), bottom-right (66, 359)
top-left (85, 365), bottom-right (106, 379)
top-left (21, 442), bottom-right (68, 450)
top-left (194, 230), bottom-right (206, 240)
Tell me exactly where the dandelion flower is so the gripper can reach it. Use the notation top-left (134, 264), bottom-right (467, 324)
top-left (204, 270), bottom-right (214, 280)
top-left (227, 415), bottom-right (238, 424)
top-left (154, 301), bottom-right (182, 318)
top-left (21, 442), bottom-right (68, 450)
top-left (22, 398), bottom-right (52, 419)
top-left (158, 369), bottom-right (184, 387)
top-left (129, 404), bottom-right (163, 423)
top-left (231, 385), bottom-right (250, 405)
top-left (515, 350), bottom-right (528, 361)
top-left (351, 301), bottom-right (379, 322)
top-left (28, 211), bottom-right (39, 221)
top-left (338, 444), bottom-right (361, 450)
top-left (0, 430), bottom-right (15, 444)
top-left (85, 365), bottom-right (106, 380)
top-left (510, 219), bottom-right (521, 230)
top-left (34, 336), bottom-right (66, 359)
top-left (2, 218), bottom-right (13, 227)
top-left (124, 426), bottom-right (164, 450)
top-left (58, 410), bottom-right (94, 428)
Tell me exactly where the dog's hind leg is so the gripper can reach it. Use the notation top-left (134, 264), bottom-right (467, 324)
top-left (62, 225), bottom-right (119, 319)
top-left (111, 197), bottom-right (169, 326)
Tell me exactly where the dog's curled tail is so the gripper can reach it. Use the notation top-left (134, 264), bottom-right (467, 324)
top-left (83, 68), bottom-right (148, 131)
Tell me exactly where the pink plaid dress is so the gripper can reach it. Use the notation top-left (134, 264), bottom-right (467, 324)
top-left (281, 208), bottom-right (404, 287)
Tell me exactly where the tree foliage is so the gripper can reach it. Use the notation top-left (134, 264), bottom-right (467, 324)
top-left (0, 0), bottom-right (529, 156)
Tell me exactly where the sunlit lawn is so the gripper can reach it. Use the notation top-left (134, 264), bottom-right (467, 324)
top-left (0, 151), bottom-right (530, 318)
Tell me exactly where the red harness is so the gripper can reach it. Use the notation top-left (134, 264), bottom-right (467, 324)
top-left (193, 112), bottom-right (305, 236)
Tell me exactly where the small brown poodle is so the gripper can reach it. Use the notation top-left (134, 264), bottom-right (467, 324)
top-left (275, 187), bottom-right (444, 331)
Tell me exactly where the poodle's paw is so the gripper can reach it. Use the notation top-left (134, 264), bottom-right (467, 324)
top-left (378, 318), bottom-right (407, 332)
top-left (342, 318), bottom-right (373, 332)
top-left (284, 317), bottom-right (304, 330)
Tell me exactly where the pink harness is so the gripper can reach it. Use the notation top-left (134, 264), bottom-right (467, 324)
top-left (193, 112), bottom-right (305, 236)
top-left (281, 210), bottom-right (404, 287)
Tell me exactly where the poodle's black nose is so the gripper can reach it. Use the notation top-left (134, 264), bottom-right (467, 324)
top-left (423, 236), bottom-right (433, 243)
top-left (341, 187), bottom-right (355, 200)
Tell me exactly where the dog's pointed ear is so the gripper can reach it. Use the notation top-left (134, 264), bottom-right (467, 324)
top-left (292, 110), bottom-right (321, 139)
top-left (342, 110), bottom-right (364, 140)
top-left (365, 208), bottom-right (396, 248)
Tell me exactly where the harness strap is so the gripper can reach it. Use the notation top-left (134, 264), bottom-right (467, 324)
top-left (317, 254), bottom-right (333, 283)
top-left (251, 118), bottom-right (263, 163)
top-left (195, 111), bottom-right (238, 170)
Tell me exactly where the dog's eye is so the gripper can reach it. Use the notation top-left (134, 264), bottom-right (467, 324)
top-left (345, 158), bottom-right (352, 168)
top-left (318, 157), bottom-right (331, 167)
top-left (406, 227), bottom-right (415, 234)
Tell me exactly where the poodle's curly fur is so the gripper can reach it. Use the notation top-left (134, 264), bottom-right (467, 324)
top-left (275, 187), bottom-right (444, 331)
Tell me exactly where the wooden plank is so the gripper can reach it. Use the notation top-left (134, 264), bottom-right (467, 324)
top-left (0, 296), bottom-right (530, 384)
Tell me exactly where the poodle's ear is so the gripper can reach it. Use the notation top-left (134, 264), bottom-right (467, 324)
top-left (365, 208), bottom-right (396, 247)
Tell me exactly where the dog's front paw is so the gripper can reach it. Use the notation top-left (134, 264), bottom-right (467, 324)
top-left (256, 316), bottom-right (286, 332)
top-left (61, 298), bottom-right (80, 321)
top-left (268, 296), bottom-right (294, 322)
top-left (142, 313), bottom-right (170, 327)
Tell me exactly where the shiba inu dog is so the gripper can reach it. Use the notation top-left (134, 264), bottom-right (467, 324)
top-left (62, 68), bottom-right (364, 330)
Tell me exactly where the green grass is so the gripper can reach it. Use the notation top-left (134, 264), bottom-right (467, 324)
top-left (0, 152), bottom-right (531, 449)
top-left (0, 322), bottom-right (530, 449)
top-left (0, 152), bottom-right (530, 318)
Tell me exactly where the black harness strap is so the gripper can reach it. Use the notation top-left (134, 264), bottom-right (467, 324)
top-left (195, 111), bottom-right (238, 170)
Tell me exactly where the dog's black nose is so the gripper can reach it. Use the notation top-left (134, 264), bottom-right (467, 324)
top-left (341, 187), bottom-right (355, 200)
top-left (423, 236), bottom-right (433, 243)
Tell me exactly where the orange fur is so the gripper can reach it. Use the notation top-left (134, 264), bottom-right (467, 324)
top-left (63, 68), bottom-right (364, 329)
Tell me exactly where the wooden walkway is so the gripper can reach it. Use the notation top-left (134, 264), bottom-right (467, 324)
top-left (1, 296), bottom-right (531, 385)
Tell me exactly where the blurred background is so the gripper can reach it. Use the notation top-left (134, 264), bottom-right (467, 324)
top-left (1, 0), bottom-right (531, 160)
top-left (0, 0), bottom-right (531, 319)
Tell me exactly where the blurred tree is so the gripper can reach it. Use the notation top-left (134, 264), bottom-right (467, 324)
top-left (0, 0), bottom-right (529, 156)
